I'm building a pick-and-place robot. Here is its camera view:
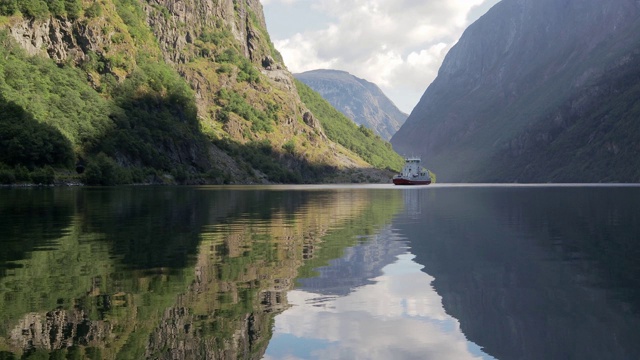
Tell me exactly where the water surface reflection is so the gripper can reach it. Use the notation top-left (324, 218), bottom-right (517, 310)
top-left (0, 186), bottom-right (402, 359)
top-left (398, 186), bottom-right (640, 360)
top-left (2, 185), bottom-right (640, 360)
top-left (265, 231), bottom-right (494, 360)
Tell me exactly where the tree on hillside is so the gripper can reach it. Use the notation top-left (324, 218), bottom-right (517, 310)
top-left (0, 96), bottom-right (74, 169)
top-left (0, 0), bottom-right (18, 16)
top-left (18, 0), bottom-right (49, 19)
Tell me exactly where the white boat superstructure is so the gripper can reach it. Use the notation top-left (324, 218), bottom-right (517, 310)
top-left (392, 157), bottom-right (432, 185)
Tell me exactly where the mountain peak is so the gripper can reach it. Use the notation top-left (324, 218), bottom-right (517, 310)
top-left (295, 69), bottom-right (407, 141)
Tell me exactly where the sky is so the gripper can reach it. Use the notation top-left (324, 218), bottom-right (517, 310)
top-left (260, 0), bottom-right (501, 114)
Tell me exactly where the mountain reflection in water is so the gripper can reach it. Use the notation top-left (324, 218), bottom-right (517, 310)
top-left (0, 186), bottom-right (402, 359)
top-left (401, 186), bottom-right (640, 360)
top-left (266, 185), bottom-right (640, 360)
top-left (1, 185), bottom-right (640, 359)
top-left (265, 230), bottom-right (494, 360)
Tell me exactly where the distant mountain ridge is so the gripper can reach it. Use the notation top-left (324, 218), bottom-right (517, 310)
top-left (392, 0), bottom-right (640, 182)
top-left (295, 69), bottom-right (407, 141)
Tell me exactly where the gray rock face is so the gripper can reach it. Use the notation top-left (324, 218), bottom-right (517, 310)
top-left (7, 0), bottom-right (277, 78)
top-left (144, 0), bottom-right (270, 65)
top-left (9, 18), bottom-right (110, 66)
top-left (392, 0), bottom-right (640, 182)
top-left (295, 69), bottom-right (407, 141)
top-left (11, 309), bottom-right (111, 351)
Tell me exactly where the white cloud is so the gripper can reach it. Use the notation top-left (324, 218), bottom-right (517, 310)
top-left (262, 0), bottom-right (501, 113)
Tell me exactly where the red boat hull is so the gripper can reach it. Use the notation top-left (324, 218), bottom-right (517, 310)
top-left (392, 178), bottom-right (431, 186)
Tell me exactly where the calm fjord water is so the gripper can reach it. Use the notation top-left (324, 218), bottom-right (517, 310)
top-left (1, 185), bottom-right (640, 359)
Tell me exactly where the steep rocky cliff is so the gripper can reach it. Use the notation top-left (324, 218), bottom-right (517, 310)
top-left (295, 69), bottom-right (408, 141)
top-left (391, 0), bottom-right (640, 182)
top-left (0, 0), bottom-right (396, 184)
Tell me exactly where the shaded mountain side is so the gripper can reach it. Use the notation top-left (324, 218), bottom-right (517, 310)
top-left (485, 51), bottom-right (640, 182)
top-left (295, 69), bottom-right (407, 141)
top-left (0, 0), bottom-right (399, 185)
top-left (296, 227), bottom-right (406, 297)
top-left (391, 0), bottom-right (640, 182)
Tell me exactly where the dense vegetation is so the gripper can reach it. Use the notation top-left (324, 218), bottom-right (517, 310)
top-left (0, 29), bottom-right (211, 185)
top-left (0, 32), bottom-right (109, 184)
top-left (0, 0), bottom-right (402, 186)
top-left (0, 0), bottom-right (83, 19)
top-left (295, 79), bottom-right (403, 171)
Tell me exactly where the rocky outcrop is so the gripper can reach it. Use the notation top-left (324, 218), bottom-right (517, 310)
top-left (296, 70), bottom-right (407, 141)
top-left (302, 111), bottom-right (327, 139)
top-left (142, 0), bottom-right (267, 65)
top-left (5, 0), bottom-right (272, 68)
top-left (9, 17), bottom-right (120, 67)
top-left (1, 0), bottom-right (399, 185)
top-left (10, 309), bottom-right (112, 351)
top-left (391, 0), bottom-right (640, 182)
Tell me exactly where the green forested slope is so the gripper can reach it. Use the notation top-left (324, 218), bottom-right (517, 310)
top-left (0, 31), bottom-right (209, 185)
top-left (0, 0), bottom-right (401, 185)
top-left (296, 79), bottom-right (403, 171)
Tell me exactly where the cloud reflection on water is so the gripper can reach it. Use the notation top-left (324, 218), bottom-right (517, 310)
top-left (264, 253), bottom-right (495, 360)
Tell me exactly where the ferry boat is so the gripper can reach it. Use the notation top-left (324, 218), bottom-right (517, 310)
top-left (392, 157), bottom-right (432, 185)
